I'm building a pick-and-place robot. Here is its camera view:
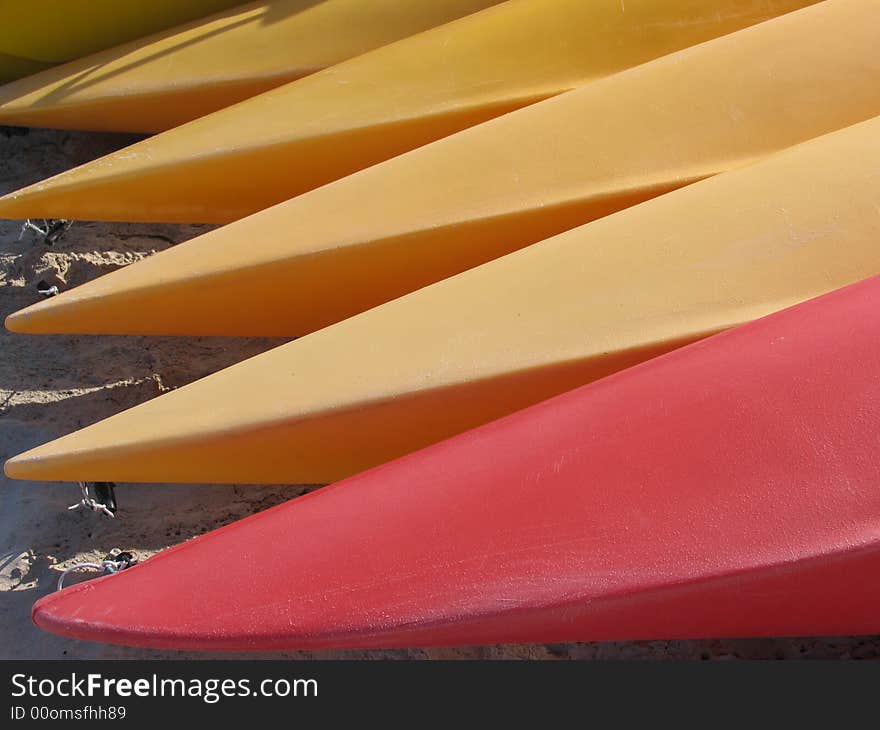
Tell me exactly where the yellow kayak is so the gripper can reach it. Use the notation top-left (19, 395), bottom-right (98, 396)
top-left (7, 116), bottom-right (880, 485)
top-left (8, 0), bottom-right (879, 338)
top-left (0, 0), bottom-right (502, 133)
top-left (0, 0), bottom-right (243, 82)
top-left (0, 0), bottom-right (819, 223)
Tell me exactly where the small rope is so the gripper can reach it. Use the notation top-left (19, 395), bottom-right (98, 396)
top-left (57, 550), bottom-right (136, 591)
top-left (18, 219), bottom-right (46, 240)
top-left (57, 561), bottom-right (115, 591)
top-left (18, 218), bottom-right (73, 245)
top-left (68, 482), bottom-right (116, 518)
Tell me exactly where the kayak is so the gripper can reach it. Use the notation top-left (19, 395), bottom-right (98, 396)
top-left (0, 0), bottom-right (243, 80)
top-left (7, 0), bottom-right (878, 337)
top-left (30, 274), bottom-right (880, 649)
top-left (0, 0), bottom-right (502, 133)
top-left (0, 0), bottom-right (820, 223)
top-left (6, 116), bottom-right (880, 485)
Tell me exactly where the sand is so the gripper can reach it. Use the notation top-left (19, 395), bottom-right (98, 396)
top-left (1, 125), bottom-right (877, 660)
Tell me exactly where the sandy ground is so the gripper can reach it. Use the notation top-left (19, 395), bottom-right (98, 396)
top-left (1, 126), bottom-right (878, 661)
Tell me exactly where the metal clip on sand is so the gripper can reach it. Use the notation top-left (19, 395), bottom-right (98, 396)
top-left (68, 481), bottom-right (117, 518)
top-left (36, 282), bottom-right (59, 297)
top-left (57, 549), bottom-right (137, 591)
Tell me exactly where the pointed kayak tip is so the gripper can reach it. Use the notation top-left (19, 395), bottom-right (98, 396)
top-left (3, 439), bottom-right (80, 482)
top-left (0, 171), bottom-right (94, 221)
top-left (31, 592), bottom-right (65, 637)
top-left (0, 102), bottom-right (20, 122)
top-left (31, 573), bottom-right (312, 652)
top-left (5, 306), bottom-right (35, 334)
top-left (5, 309), bottom-right (25, 333)
top-left (4, 450), bottom-right (38, 480)
top-left (0, 184), bottom-right (48, 222)
top-left (5, 297), bottom-right (63, 334)
top-left (32, 586), bottom-right (125, 648)
top-left (0, 101), bottom-right (32, 128)
top-left (6, 281), bottom-right (163, 336)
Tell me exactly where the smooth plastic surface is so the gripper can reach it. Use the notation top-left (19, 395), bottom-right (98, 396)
top-left (0, 0), bottom-right (501, 132)
top-left (31, 274), bottom-right (880, 649)
top-left (7, 0), bottom-right (877, 337)
top-left (0, 0), bottom-right (820, 222)
top-left (7, 116), bottom-right (880, 485)
top-left (0, 0), bottom-right (243, 82)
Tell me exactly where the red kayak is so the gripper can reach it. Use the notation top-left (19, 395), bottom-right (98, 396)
top-left (32, 275), bottom-right (880, 650)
